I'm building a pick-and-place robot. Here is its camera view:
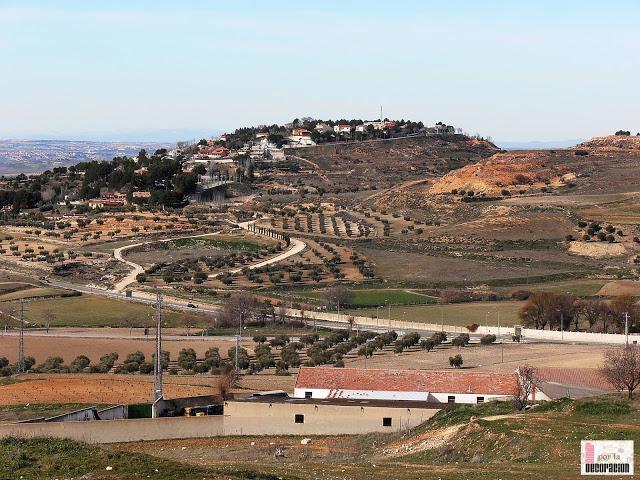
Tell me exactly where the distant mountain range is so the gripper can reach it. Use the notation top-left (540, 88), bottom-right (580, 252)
top-left (0, 139), bottom-right (173, 175)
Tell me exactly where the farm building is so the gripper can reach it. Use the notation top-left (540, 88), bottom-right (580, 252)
top-left (293, 367), bottom-right (519, 404)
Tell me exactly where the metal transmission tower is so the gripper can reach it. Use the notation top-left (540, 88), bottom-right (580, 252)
top-left (17, 300), bottom-right (25, 374)
top-left (152, 293), bottom-right (164, 405)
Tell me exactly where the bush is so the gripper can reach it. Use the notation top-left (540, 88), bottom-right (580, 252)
top-left (480, 334), bottom-right (497, 345)
top-left (37, 356), bottom-right (65, 373)
top-left (511, 290), bottom-right (531, 300)
top-left (451, 334), bottom-right (470, 347)
top-left (0, 357), bottom-right (9, 368)
top-left (449, 354), bottom-right (463, 368)
top-left (139, 362), bottom-right (154, 374)
top-left (431, 331), bottom-right (447, 345)
top-left (69, 355), bottom-right (91, 372)
top-left (420, 339), bottom-right (435, 351)
top-left (203, 347), bottom-right (221, 370)
top-left (177, 348), bottom-right (197, 371)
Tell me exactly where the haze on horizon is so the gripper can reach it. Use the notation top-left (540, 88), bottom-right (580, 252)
top-left (1, 0), bottom-right (638, 144)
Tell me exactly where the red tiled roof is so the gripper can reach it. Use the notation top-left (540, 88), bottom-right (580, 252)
top-left (533, 367), bottom-right (614, 390)
top-left (295, 367), bottom-right (518, 395)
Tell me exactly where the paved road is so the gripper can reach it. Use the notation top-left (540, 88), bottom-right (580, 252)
top-left (208, 237), bottom-right (306, 278)
top-left (44, 277), bottom-right (220, 315)
top-left (112, 231), bottom-right (222, 291)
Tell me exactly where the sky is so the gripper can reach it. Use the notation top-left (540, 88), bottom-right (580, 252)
top-left (1, 0), bottom-right (638, 143)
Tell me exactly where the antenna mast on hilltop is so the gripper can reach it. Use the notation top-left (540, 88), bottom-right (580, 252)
top-left (380, 105), bottom-right (383, 121)
top-left (152, 294), bottom-right (164, 406)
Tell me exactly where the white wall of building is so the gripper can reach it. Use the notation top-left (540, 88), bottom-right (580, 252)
top-left (294, 388), bottom-right (511, 404)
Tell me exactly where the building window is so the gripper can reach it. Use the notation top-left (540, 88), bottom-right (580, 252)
top-left (305, 391), bottom-right (312, 399)
top-left (382, 417), bottom-right (392, 427)
top-left (477, 397), bottom-right (485, 404)
top-left (295, 414), bottom-right (304, 424)
top-left (447, 396), bottom-right (455, 404)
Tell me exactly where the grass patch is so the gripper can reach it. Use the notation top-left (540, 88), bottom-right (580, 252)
top-left (165, 236), bottom-right (264, 251)
top-left (497, 279), bottom-right (606, 298)
top-left (14, 294), bottom-right (198, 328)
top-left (420, 401), bottom-right (516, 430)
top-left (573, 398), bottom-right (632, 416)
top-left (0, 437), bottom-right (288, 480)
top-left (293, 288), bottom-right (437, 307)
top-left (345, 301), bottom-right (524, 327)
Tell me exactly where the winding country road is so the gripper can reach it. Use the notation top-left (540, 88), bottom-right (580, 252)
top-left (112, 220), bottom-right (306, 290)
top-left (112, 231), bottom-right (223, 291)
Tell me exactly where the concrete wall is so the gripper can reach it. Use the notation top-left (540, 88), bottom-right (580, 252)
top-left (294, 387), bottom-right (430, 401)
top-left (46, 407), bottom-right (98, 423)
top-left (286, 308), bottom-right (640, 345)
top-left (98, 405), bottom-right (128, 421)
top-left (223, 401), bottom-right (438, 436)
top-left (293, 388), bottom-right (510, 404)
top-left (0, 416), bottom-right (225, 444)
top-left (0, 401), bottom-right (439, 443)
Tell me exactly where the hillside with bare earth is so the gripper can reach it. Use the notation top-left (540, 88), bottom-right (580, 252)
top-left (285, 134), bottom-right (498, 191)
top-left (424, 135), bottom-right (640, 197)
top-left (577, 134), bottom-right (640, 151)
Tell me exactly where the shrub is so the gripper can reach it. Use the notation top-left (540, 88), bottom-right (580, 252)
top-left (449, 354), bottom-right (463, 368)
top-left (69, 355), bottom-right (91, 372)
top-left (420, 339), bottom-right (435, 351)
top-left (452, 333), bottom-right (470, 347)
top-left (480, 334), bottom-right (497, 345)
top-left (139, 362), bottom-right (154, 374)
top-left (431, 332), bottom-right (447, 345)
top-left (177, 348), bottom-right (197, 370)
top-left (203, 347), bottom-right (221, 370)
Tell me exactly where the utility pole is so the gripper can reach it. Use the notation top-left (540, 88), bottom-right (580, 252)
top-left (624, 312), bottom-right (629, 347)
top-left (17, 300), bottom-right (25, 374)
top-left (152, 294), bottom-right (163, 407)
top-left (235, 316), bottom-right (240, 372)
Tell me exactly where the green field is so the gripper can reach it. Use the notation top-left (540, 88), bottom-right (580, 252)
top-left (497, 279), bottom-right (607, 297)
top-left (3, 294), bottom-right (202, 328)
top-left (346, 301), bottom-right (525, 327)
top-left (294, 288), bottom-right (437, 307)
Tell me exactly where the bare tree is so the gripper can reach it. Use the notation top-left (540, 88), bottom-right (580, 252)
top-left (217, 364), bottom-right (239, 400)
top-left (609, 295), bottom-right (639, 332)
top-left (323, 285), bottom-right (353, 310)
top-left (181, 313), bottom-right (197, 336)
top-left (42, 308), bottom-right (56, 334)
top-left (217, 292), bottom-right (261, 328)
top-left (513, 365), bottom-right (539, 410)
top-left (600, 346), bottom-right (640, 399)
top-left (576, 299), bottom-right (609, 331)
top-left (120, 312), bottom-right (137, 336)
top-left (276, 304), bottom-right (288, 324)
top-left (519, 292), bottom-right (576, 330)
